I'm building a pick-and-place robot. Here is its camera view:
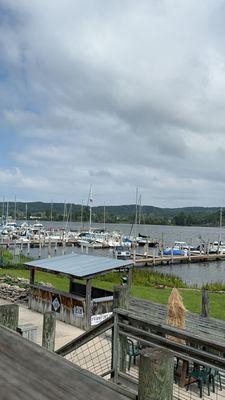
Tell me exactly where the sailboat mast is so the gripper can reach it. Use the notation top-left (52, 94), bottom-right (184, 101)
top-left (134, 187), bottom-right (139, 239)
top-left (80, 200), bottom-right (83, 227)
top-left (219, 207), bottom-right (223, 243)
top-left (89, 186), bottom-right (93, 231)
top-left (103, 202), bottom-right (106, 231)
top-left (2, 196), bottom-right (5, 223)
top-left (14, 195), bottom-right (17, 222)
top-left (50, 200), bottom-right (53, 222)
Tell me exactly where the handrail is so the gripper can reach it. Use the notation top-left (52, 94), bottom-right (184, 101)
top-left (56, 315), bottom-right (114, 356)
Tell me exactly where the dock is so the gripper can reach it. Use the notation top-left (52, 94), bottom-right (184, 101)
top-left (133, 252), bottom-right (225, 266)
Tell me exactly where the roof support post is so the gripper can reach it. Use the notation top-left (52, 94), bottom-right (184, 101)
top-left (30, 268), bottom-right (35, 285)
top-left (69, 277), bottom-right (74, 293)
top-left (85, 278), bottom-right (92, 330)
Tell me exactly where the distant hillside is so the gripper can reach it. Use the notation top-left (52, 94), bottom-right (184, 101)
top-left (0, 202), bottom-right (222, 227)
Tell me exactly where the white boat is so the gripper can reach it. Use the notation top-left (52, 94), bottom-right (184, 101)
top-left (114, 245), bottom-right (131, 259)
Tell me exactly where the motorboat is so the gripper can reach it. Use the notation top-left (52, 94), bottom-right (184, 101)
top-left (114, 245), bottom-right (131, 259)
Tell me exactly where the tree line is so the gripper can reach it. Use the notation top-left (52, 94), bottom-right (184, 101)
top-left (0, 202), bottom-right (223, 227)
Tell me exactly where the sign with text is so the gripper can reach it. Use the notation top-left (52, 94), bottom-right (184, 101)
top-left (91, 312), bottom-right (112, 326)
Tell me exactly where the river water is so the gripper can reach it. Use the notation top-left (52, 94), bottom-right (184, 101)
top-left (21, 221), bottom-right (225, 287)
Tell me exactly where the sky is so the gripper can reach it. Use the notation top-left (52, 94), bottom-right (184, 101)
top-left (1, 0), bottom-right (225, 207)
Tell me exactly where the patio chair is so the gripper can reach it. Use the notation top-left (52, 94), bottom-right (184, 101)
top-left (186, 367), bottom-right (210, 398)
top-left (127, 339), bottom-right (140, 371)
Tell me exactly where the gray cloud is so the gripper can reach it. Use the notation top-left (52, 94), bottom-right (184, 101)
top-left (1, 0), bottom-right (225, 206)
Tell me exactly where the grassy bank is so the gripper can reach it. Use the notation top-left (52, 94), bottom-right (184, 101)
top-left (1, 268), bottom-right (225, 320)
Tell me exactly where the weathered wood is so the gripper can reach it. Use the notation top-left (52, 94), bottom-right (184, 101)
top-left (201, 288), bottom-right (209, 317)
top-left (113, 285), bottom-right (129, 373)
top-left (56, 316), bottom-right (114, 356)
top-left (0, 324), bottom-right (130, 400)
top-left (29, 268), bottom-right (35, 285)
top-left (0, 304), bottom-right (19, 331)
top-left (127, 268), bottom-right (132, 294)
top-left (128, 297), bottom-right (225, 345)
top-left (42, 311), bottom-right (56, 351)
top-left (118, 319), bottom-right (225, 371)
top-left (113, 285), bottom-right (129, 310)
top-left (85, 278), bottom-right (92, 330)
top-left (138, 348), bottom-right (173, 400)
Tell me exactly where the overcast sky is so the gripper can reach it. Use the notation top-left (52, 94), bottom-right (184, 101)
top-left (1, 0), bottom-right (225, 207)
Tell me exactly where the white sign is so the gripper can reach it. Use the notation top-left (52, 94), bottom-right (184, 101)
top-left (91, 312), bottom-right (113, 326)
top-left (73, 306), bottom-right (84, 317)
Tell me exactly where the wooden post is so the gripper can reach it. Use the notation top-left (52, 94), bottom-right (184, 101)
top-left (201, 288), bottom-right (209, 317)
top-left (42, 312), bottom-right (56, 351)
top-left (30, 268), bottom-right (35, 285)
top-left (113, 285), bottom-right (129, 373)
top-left (138, 348), bottom-right (173, 400)
top-left (69, 277), bottom-right (74, 293)
top-left (85, 278), bottom-right (92, 330)
top-left (0, 304), bottom-right (19, 331)
top-left (127, 267), bottom-right (132, 295)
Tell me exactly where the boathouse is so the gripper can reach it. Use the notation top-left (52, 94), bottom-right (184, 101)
top-left (25, 253), bottom-right (133, 330)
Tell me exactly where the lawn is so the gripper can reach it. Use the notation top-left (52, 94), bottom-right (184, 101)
top-left (1, 268), bottom-right (225, 320)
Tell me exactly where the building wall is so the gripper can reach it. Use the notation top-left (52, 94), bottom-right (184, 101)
top-left (29, 286), bottom-right (113, 330)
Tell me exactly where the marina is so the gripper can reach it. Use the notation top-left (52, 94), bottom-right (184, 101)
top-left (2, 220), bottom-right (225, 287)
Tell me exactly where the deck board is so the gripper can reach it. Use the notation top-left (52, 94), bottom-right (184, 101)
top-left (129, 297), bottom-right (225, 345)
top-left (0, 325), bottom-right (130, 400)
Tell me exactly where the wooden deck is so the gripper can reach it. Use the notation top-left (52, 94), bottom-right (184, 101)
top-left (129, 297), bottom-right (225, 346)
top-left (0, 324), bottom-right (131, 400)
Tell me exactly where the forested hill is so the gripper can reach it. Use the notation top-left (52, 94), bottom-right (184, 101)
top-left (0, 202), bottom-right (223, 227)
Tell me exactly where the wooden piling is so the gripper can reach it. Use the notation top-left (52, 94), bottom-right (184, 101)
top-left (0, 304), bottom-right (19, 331)
top-left (42, 312), bottom-right (56, 351)
top-left (113, 285), bottom-right (129, 373)
top-left (201, 288), bottom-right (209, 317)
top-left (138, 348), bottom-right (173, 400)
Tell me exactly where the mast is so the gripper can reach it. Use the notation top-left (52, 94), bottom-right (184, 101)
top-left (50, 200), bottom-right (53, 222)
top-left (89, 186), bottom-right (93, 231)
top-left (134, 187), bottom-right (139, 240)
top-left (219, 207), bottom-right (223, 244)
top-left (14, 195), bottom-right (17, 222)
top-left (6, 201), bottom-right (9, 224)
top-left (2, 196), bottom-right (5, 223)
top-left (80, 200), bottom-right (83, 228)
top-left (25, 203), bottom-right (28, 221)
top-left (103, 202), bottom-right (106, 231)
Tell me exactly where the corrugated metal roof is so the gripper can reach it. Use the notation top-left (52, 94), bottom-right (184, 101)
top-left (25, 253), bottom-right (133, 278)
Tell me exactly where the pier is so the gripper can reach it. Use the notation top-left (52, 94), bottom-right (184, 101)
top-left (133, 252), bottom-right (225, 267)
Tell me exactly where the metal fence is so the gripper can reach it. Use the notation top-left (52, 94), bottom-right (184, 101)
top-left (57, 307), bottom-right (225, 399)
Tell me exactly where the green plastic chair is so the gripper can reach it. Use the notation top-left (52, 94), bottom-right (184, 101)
top-left (186, 368), bottom-right (210, 398)
top-left (127, 339), bottom-right (140, 371)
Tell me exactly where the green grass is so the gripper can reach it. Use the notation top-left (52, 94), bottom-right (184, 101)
top-left (0, 269), bottom-right (69, 292)
top-left (1, 268), bottom-right (225, 320)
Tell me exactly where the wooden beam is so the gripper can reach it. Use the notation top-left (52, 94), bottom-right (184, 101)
top-left (29, 268), bottom-right (35, 285)
top-left (85, 278), bottom-right (92, 330)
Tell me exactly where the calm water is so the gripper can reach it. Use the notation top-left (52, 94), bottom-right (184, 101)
top-left (22, 221), bottom-right (225, 286)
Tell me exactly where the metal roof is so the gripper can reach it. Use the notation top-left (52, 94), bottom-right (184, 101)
top-left (25, 253), bottom-right (133, 278)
